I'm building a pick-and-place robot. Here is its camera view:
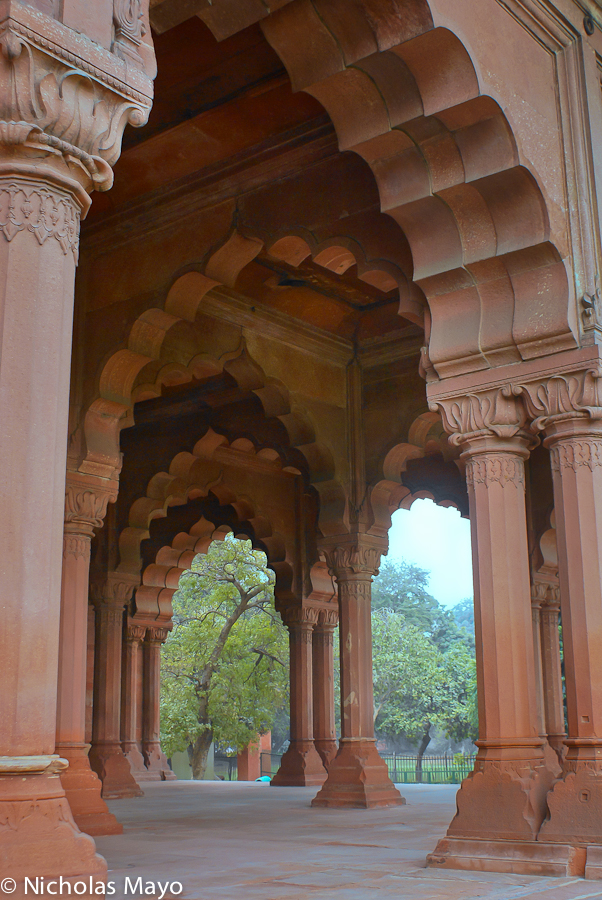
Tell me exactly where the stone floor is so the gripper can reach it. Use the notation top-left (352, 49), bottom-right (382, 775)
top-left (96, 782), bottom-right (602, 900)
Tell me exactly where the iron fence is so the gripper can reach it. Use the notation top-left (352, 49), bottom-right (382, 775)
top-left (219, 750), bottom-right (476, 783)
top-left (380, 753), bottom-right (477, 784)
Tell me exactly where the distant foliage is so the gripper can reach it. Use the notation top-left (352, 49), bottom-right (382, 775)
top-left (160, 535), bottom-right (288, 778)
top-left (372, 558), bottom-right (473, 652)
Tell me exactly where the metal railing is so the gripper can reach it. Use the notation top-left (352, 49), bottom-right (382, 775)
top-left (380, 753), bottom-right (476, 784)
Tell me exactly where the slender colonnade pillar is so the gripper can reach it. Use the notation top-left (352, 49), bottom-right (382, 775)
top-left (312, 608), bottom-right (339, 770)
top-left (272, 606), bottom-right (326, 786)
top-left (312, 536), bottom-right (403, 808)
top-left (142, 626), bottom-right (175, 780)
top-left (56, 473), bottom-right (122, 835)
top-left (0, 1), bottom-right (152, 888)
top-left (121, 623), bottom-right (148, 780)
top-left (89, 582), bottom-right (143, 800)
top-left (428, 389), bottom-right (556, 867)
top-left (536, 411), bottom-right (602, 845)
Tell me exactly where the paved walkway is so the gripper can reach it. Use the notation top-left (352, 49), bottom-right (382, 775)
top-left (96, 782), bottom-right (602, 900)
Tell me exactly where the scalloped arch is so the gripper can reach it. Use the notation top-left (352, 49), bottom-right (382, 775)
top-left (370, 411), bottom-right (462, 537)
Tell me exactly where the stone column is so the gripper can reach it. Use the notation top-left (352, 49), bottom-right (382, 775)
top-left (121, 623), bottom-right (148, 780)
top-left (89, 580), bottom-right (143, 799)
top-left (0, 1), bottom-right (152, 887)
top-left (56, 473), bottom-right (122, 835)
top-left (539, 585), bottom-right (566, 760)
top-left (534, 407), bottom-right (602, 843)
top-left (272, 607), bottom-right (327, 787)
top-left (141, 626), bottom-right (175, 780)
top-left (312, 608), bottom-right (339, 770)
top-left (428, 389), bottom-right (552, 861)
top-left (530, 582), bottom-right (547, 740)
top-left (312, 537), bottom-right (403, 808)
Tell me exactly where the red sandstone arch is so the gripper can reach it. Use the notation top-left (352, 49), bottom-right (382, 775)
top-left (132, 516), bottom-right (283, 628)
top-left (115, 429), bottom-right (301, 615)
top-left (369, 411), bottom-right (462, 537)
top-left (82, 268), bottom-right (347, 533)
top-left (183, 0), bottom-right (575, 377)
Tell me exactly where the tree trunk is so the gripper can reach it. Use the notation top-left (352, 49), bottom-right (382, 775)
top-left (415, 724), bottom-right (431, 784)
top-left (189, 730), bottom-right (213, 779)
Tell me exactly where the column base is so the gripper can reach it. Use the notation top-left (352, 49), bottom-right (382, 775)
top-left (427, 836), bottom-right (587, 878)
top-left (57, 744), bottom-right (122, 836)
top-left (311, 739), bottom-right (404, 808)
top-left (539, 765), bottom-right (602, 844)
top-left (271, 740), bottom-right (327, 787)
top-left (446, 754), bottom-right (554, 842)
top-left (140, 744), bottom-right (177, 782)
top-left (0, 767), bottom-right (107, 898)
top-left (123, 742), bottom-right (152, 783)
top-left (89, 742), bottom-right (144, 799)
top-left (315, 739), bottom-right (338, 770)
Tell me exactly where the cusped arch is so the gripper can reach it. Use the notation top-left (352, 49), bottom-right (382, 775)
top-left (369, 411), bottom-right (464, 537)
top-left (258, 10), bottom-right (574, 375)
top-left (82, 268), bottom-right (347, 533)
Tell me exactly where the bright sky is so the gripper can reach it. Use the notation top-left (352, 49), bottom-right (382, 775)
top-left (387, 499), bottom-right (473, 609)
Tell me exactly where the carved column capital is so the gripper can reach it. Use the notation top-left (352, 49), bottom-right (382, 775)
top-left (317, 608), bottom-right (339, 629)
top-left (320, 534), bottom-right (386, 581)
top-left (514, 370), bottom-right (602, 434)
top-left (281, 605), bottom-right (319, 635)
top-left (145, 625), bottom-right (169, 644)
top-left (0, 0), bottom-right (153, 203)
top-left (126, 623), bottom-right (147, 643)
top-left (429, 387), bottom-right (531, 447)
top-left (90, 572), bottom-right (138, 611)
top-left (65, 471), bottom-right (118, 536)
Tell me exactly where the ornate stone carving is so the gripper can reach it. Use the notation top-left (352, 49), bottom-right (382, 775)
top-left (146, 625), bottom-right (169, 643)
top-left (322, 540), bottom-right (385, 579)
top-left (281, 606), bottom-right (319, 633)
top-left (65, 478), bottom-right (117, 531)
top-left (90, 572), bottom-right (138, 608)
top-left (63, 534), bottom-right (91, 561)
top-left (549, 438), bottom-right (602, 472)
top-left (113, 0), bottom-right (147, 64)
top-left (0, 182), bottom-right (79, 257)
top-left (126, 623), bottom-right (147, 642)
top-left (430, 388), bottom-right (528, 445)
top-left (465, 455), bottom-right (525, 490)
top-left (514, 371), bottom-right (602, 432)
top-left (318, 608), bottom-right (339, 628)
top-left (0, 3), bottom-right (152, 193)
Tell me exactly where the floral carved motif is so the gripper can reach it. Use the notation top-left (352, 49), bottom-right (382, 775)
top-left (63, 534), bottom-right (90, 561)
top-left (146, 625), bottom-right (169, 643)
top-left (323, 542), bottom-right (383, 579)
top-left (0, 182), bottom-right (79, 255)
top-left (430, 388), bottom-right (527, 445)
top-left (465, 455), bottom-right (525, 490)
top-left (65, 481), bottom-right (116, 530)
top-left (514, 371), bottom-right (602, 432)
top-left (0, 12), bottom-right (152, 190)
top-left (113, 0), bottom-right (147, 64)
top-left (126, 623), bottom-right (147, 642)
top-left (550, 439), bottom-right (602, 473)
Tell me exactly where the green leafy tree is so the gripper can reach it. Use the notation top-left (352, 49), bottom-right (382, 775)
top-left (372, 558), bottom-right (471, 652)
top-left (372, 608), bottom-right (477, 780)
top-left (160, 535), bottom-right (289, 778)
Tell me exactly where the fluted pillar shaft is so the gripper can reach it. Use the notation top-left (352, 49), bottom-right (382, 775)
top-left (539, 589), bottom-right (565, 757)
top-left (272, 607), bottom-right (326, 787)
top-left (89, 585), bottom-right (142, 800)
top-left (539, 418), bottom-right (602, 842)
top-left (56, 474), bottom-right (122, 835)
top-left (312, 609), bottom-right (338, 769)
top-left (121, 624), bottom-right (147, 779)
top-left (141, 627), bottom-right (174, 780)
top-left (312, 537), bottom-right (403, 809)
